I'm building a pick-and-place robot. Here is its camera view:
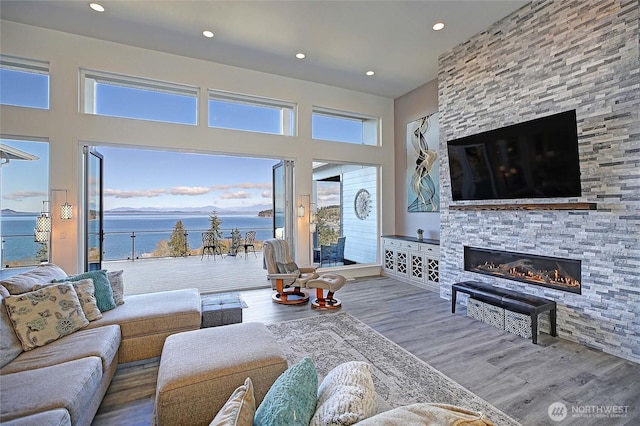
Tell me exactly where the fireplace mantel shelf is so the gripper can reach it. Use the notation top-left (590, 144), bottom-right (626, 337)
top-left (449, 202), bottom-right (597, 211)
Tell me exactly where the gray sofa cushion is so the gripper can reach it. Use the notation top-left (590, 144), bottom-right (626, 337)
top-left (1, 409), bottom-right (71, 426)
top-left (86, 288), bottom-right (201, 339)
top-left (0, 357), bottom-right (102, 424)
top-left (0, 325), bottom-right (121, 375)
top-left (85, 288), bottom-right (201, 363)
top-left (0, 264), bottom-right (67, 295)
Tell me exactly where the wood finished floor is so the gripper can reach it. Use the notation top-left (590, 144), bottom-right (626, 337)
top-left (92, 276), bottom-right (640, 426)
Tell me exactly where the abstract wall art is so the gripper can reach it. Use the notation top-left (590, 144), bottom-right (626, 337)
top-left (407, 112), bottom-right (439, 212)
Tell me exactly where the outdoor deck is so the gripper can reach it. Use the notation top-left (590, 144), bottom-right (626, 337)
top-left (104, 251), bottom-right (269, 295)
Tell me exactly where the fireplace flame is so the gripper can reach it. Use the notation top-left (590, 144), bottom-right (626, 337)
top-left (474, 259), bottom-right (580, 288)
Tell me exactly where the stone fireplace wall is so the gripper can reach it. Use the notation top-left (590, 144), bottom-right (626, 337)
top-left (438, 0), bottom-right (639, 363)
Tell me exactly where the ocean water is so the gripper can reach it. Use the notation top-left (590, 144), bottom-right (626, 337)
top-left (1, 213), bottom-right (273, 262)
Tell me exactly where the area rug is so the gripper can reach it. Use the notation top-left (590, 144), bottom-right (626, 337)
top-left (268, 312), bottom-right (521, 426)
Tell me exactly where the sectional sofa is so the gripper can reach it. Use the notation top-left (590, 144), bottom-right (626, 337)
top-left (0, 264), bottom-right (202, 425)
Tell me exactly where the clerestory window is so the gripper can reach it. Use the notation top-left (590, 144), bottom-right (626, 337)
top-left (208, 89), bottom-right (296, 136)
top-left (81, 69), bottom-right (198, 125)
top-left (0, 55), bottom-right (50, 109)
top-left (312, 107), bottom-right (379, 146)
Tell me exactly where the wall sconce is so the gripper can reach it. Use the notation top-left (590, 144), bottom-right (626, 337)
top-left (34, 200), bottom-right (51, 242)
top-left (298, 203), bottom-right (305, 218)
top-left (34, 229), bottom-right (49, 243)
top-left (51, 189), bottom-right (73, 219)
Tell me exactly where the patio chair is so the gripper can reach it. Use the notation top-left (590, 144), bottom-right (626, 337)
top-left (229, 229), bottom-right (242, 257)
top-left (263, 238), bottom-right (318, 304)
top-left (243, 231), bottom-right (257, 257)
top-left (333, 236), bottom-right (346, 265)
top-left (320, 244), bottom-right (334, 266)
top-left (201, 231), bottom-right (221, 260)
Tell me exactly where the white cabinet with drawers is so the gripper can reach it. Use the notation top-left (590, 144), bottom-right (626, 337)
top-left (382, 235), bottom-right (440, 292)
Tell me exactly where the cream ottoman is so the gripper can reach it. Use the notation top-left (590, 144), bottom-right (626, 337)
top-left (307, 273), bottom-right (346, 309)
top-left (155, 322), bottom-right (288, 426)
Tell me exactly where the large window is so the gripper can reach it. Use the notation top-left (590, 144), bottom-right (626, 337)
top-left (1, 139), bottom-right (50, 268)
top-left (0, 55), bottom-right (49, 109)
top-left (209, 90), bottom-right (296, 135)
top-left (312, 107), bottom-right (378, 146)
top-left (81, 69), bottom-right (198, 125)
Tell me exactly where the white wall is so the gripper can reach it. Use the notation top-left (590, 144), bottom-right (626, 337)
top-left (393, 80), bottom-right (440, 240)
top-left (0, 20), bottom-right (395, 274)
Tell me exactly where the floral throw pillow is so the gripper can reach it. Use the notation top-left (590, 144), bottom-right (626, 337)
top-left (35, 279), bottom-right (103, 321)
top-left (4, 283), bottom-right (89, 351)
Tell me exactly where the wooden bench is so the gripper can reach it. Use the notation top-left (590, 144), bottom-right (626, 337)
top-left (451, 281), bottom-right (557, 344)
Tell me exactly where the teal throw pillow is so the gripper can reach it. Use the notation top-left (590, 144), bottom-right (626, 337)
top-left (54, 270), bottom-right (116, 312)
top-left (254, 357), bottom-right (318, 426)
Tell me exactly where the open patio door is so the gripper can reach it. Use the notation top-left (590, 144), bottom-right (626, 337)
top-left (83, 146), bottom-right (104, 271)
top-left (272, 160), bottom-right (295, 252)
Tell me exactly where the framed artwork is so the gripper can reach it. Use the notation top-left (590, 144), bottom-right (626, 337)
top-left (407, 112), bottom-right (439, 212)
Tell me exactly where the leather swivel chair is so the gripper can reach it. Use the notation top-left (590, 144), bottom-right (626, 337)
top-left (263, 238), bottom-right (318, 304)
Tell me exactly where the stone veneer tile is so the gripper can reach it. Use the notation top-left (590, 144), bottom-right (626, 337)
top-left (438, 0), bottom-right (639, 363)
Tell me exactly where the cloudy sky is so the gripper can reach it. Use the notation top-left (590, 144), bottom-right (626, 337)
top-left (1, 140), bottom-right (340, 213)
top-left (100, 146), bottom-right (276, 211)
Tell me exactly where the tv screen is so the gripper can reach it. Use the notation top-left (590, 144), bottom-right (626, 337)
top-left (447, 110), bottom-right (581, 201)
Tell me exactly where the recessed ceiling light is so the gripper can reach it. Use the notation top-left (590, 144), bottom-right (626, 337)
top-left (89, 3), bottom-right (105, 12)
top-left (202, 30), bottom-right (214, 38)
top-left (295, 53), bottom-right (306, 59)
top-left (432, 22), bottom-right (445, 31)
top-left (366, 70), bottom-right (375, 76)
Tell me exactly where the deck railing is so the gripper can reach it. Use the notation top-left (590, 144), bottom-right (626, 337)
top-left (101, 227), bottom-right (270, 261)
top-left (0, 227), bottom-right (270, 269)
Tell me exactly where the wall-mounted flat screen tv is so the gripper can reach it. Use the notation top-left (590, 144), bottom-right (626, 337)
top-left (447, 110), bottom-right (581, 201)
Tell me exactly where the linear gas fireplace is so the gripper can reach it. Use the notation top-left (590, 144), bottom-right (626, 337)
top-left (464, 246), bottom-right (581, 294)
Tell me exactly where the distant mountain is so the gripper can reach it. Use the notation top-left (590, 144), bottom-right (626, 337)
top-left (232, 204), bottom-right (272, 213)
top-left (3, 205), bottom-right (274, 217)
top-left (107, 206), bottom-right (233, 214)
top-left (1, 208), bottom-right (37, 216)
top-left (105, 204), bottom-right (272, 215)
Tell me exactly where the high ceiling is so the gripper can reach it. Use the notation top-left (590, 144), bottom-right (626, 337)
top-left (0, 1), bottom-right (528, 98)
